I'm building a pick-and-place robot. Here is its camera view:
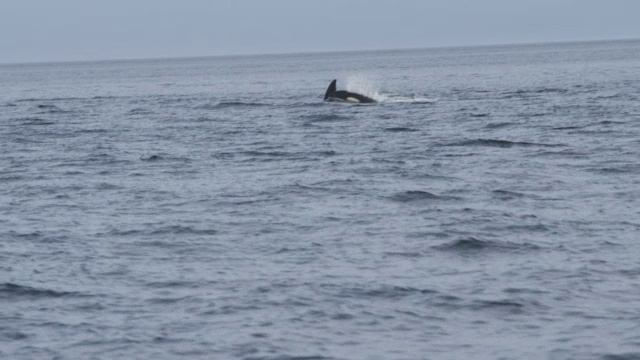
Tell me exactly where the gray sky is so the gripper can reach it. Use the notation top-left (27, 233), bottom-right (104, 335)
top-left (1, 0), bottom-right (639, 64)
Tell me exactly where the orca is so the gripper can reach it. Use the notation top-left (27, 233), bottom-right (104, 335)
top-left (323, 79), bottom-right (376, 104)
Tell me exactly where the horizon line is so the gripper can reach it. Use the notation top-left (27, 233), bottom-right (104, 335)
top-left (1, 37), bottom-right (638, 67)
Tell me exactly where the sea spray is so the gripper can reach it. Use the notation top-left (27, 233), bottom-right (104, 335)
top-left (345, 74), bottom-right (435, 103)
top-left (345, 74), bottom-right (387, 102)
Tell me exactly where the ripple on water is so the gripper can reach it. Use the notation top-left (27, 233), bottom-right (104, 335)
top-left (3, 40), bottom-right (640, 360)
top-left (433, 237), bottom-right (543, 254)
top-left (0, 283), bottom-right (86, 300)
top-left (13, 117), bottom-right (55, 126)
top-left (444, 138), bottom-right (564, 148)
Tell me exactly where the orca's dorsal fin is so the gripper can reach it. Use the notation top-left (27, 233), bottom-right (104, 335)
top-left (324, 79), bottom-right (337, 100)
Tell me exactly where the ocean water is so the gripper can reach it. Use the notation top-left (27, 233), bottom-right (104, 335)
top-left (1, 39), bottom-right (640, 359)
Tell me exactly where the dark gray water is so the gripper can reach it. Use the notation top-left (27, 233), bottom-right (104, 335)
top-left (2, 39), bottom-right (640, 359)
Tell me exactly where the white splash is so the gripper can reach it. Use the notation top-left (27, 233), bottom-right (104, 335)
top-left (344, 75), bottom-right (436, 104)
top-left (345, 75), bottom-right (386, 102)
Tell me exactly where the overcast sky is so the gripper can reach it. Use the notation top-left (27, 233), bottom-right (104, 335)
top-left (1, 0), bottom-right (639, 64)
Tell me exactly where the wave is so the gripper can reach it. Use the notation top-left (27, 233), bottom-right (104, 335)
top-left (240, 355), bottom-right (336, 360)
top-left (389, 190), bottom-right (460, 203)
top-left (433, 237), bottom-right (542, 254)
top-left (0, 283), bottom-right (82, 300)
top-left (13, 117), bottom-right (55, 126)
top-left (491, 189), bottom-right (541, 200)
top-left (140, 154), bottom-right (164, 162)
top-left (238, 150), bottom-right (337, 162)
top-left (587, 164), bottom-right (640, 174)
top-left (127, 107), bottom-right (154, 115)
top-left (444, 138), bottom-right (563, 148)
top-left (390, 190), bottom-right (440, 202)
top-left (467, 299), bottom-right (530, 315)
top-left (384, 127), bottom-right (419, 132)
top-left (198, 101), bottom-right (271, 110)
top-left (74, 128), bottom-right (109, 134)
top-left (32, 104), bottom-right (67, 114)
top-left (139, 154), bottom-right (191, 163)
top-left (14, 95), bottom-right (121, 103)
top-left (15, 97), bottom-right (83, 102)
top-left (152, 226), bottom-right (217, 236)
top-left (499, 87), bottom-right (568, 99)
top-left (551, 125), bottom-right (584, 130)
top-left (484, 122), bottom-right (517, 129)
top-left (301, 114), bottom-right (351, 123)
top-left (103, 225), bottom-right (218, 238)
top-left (326, 283), bottom-right (437, 300)
top-left (600, 353), bottom-right (640, 360)
top-left (0, 175), bottom-right (25, 182)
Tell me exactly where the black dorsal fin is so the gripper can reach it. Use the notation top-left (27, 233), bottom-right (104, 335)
top-left (324, 79), bottom-right (337, 100)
